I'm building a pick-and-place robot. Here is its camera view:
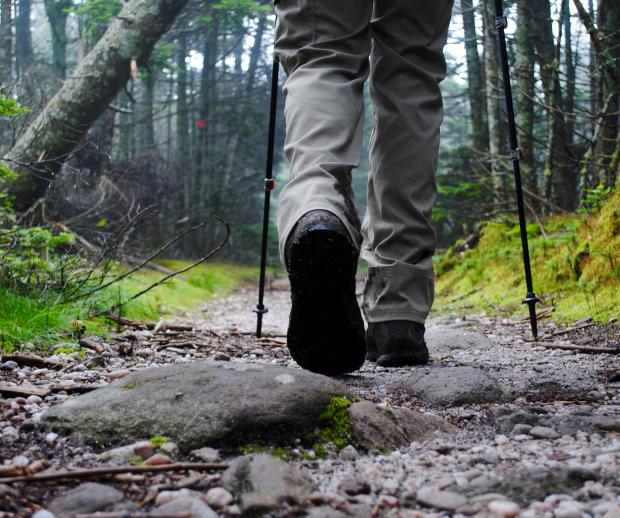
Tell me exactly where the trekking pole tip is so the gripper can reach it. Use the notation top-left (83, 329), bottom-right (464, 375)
top-left (523, 293), bottom-right (540, 340)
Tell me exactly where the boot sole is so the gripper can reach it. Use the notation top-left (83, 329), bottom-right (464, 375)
top-left (287, 226), bottom-right (365, 375)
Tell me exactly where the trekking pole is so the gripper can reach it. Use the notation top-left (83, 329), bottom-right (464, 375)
top-left (254, 50), bottom-right (280, 338)
top-left (494, 0), bottom-right (540, 339)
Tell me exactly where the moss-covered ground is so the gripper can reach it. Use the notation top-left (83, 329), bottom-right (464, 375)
top-left (434, 188), bottom-right (620, 323)
top-left (0, 261), bottom-right (260, 352)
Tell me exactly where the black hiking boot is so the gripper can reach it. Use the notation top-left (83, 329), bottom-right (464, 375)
top-left (366, 321), bottom-right (429, 367)
top-left (285, 210), bottom-right (366, 375)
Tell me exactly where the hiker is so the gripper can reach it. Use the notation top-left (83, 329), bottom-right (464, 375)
top-left (275, 0), bottom-right (454, 375)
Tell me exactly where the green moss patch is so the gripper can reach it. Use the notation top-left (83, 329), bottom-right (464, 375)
top-left (434, 189), bottom-right (620, 323)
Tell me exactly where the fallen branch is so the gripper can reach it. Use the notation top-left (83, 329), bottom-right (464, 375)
top-left (538, 343), bottom-right (619, 354)
top-left (541, 322), bottom-right (595, 338)
top-left (78, 337), bottom-right (105, 353)
top-left (109, 317), bottom-right (194, 332)
top-left (76, 513), bottom-right (190, 518)
top-left (0, 384), bottom-right (51, 397)
top-left (0, 462), bottom-right (229, 484)
top-left (1, 354), bottom-right (62, 369)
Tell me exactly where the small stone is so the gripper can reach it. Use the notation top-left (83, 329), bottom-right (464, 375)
top-left (339, 477), bottom-right (371, 496)
top-left (12, 454), bottom-right (29, 467)
top-left (488, 500), bottom-right (521, 517)
top-left (416, 487), bottom-right (468, 511)
top-left (213, 352), bottom-right (230, 361)
top-left (155, 489), bottom-right (202, 506)
top-left (0, 361), bottom-right (18, 371)
top-left (511, 424), bottom-right (533, 435)
top-left (554, 504), bottom-right (583, 518)
top-left (26, 395), bottom-right (43, 405)
top-left (153, 496), bottom-right (217, 518)
top-left (338, 444), bottom-right (358, 460)
top-left (204, 487), bottom-right (234, 508)
top-left (44, 432), bottom-right (58, 446)
top-left (48, 483), bottom-right (122, 517)
top-left (159, 441), bottom-right (179, 456)
top-left (529, 426), bottom-right (561, 440)
top-left (191, 447), bottom-right (220, 463)
top-left (0, 483), bottom-right (12, 497)
top-left (32, 511), bottom-right (55, 518)
top-left (145, 453), bottom-right (173, 465)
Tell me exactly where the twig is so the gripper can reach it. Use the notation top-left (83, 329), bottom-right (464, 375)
top-left (542, 322), bottom-right (595, 338)
top-left (0, 462), bottom-right (229, 484)
top-left (104, 218), bottom-right (230, 315)
top-left (1, 354), bottom-right (62, 369)
top-left (76, 513), bottom-right (189, 518)
top-left (108, 317), bottom-right (194, 332)
top-left (538, 343), bottom-right (618, 354)
top-left (0, 385), bottom-right (51, 397)
top-left (78, 337), bottom-right (105, 353)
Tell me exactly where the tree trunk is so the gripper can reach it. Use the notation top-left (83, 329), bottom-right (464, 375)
top-left (175, 30), bottom-right (190, 218)
top-left (16, 0), bottom-right (32, 75)
top-left (574, 0), bottom-right (620, 190)
top-left (138, 65), bottom-right (156, 152)
top-left (0, 0), bottom-right (12, 83)
top-left (461, 0), bottom-right (488, 153)
top-left (514, 0), bottom-right (537, 199)
top-left (44, 0), bottom-right (71, 78)
top-left (482, 0), bottom-right (505, 206)
top-left (595, 0), bottom-right (619, 188)
top-left (2, 0), bottom-right (190, 212)
top-left (532, 0), bottom-right (571, 209)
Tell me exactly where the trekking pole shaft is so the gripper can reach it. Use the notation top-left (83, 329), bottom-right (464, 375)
top-left (255, 56), bottom-right (280, 338)
top-left (494, 0), bottom-right (539, 338)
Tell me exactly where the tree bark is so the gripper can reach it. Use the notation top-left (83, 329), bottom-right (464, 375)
top-left (514, 0), bottom-right (537, 199)
top-left (44, 0), bottom-right (72, 78)
top-left (2, 0), bottom-right (190, 212)
top-left (531, 0), bottom-right (572, 209)
top-left (16, 0), bottom-right (32, 75)
top-left (482, 0), bottom-right (505, 205)
top-left (175, 29), bottom-right (190, 217)
top-left (0, 0), bottom-right (12, 83)
top-left (461, 0), bottom-right (488, 153)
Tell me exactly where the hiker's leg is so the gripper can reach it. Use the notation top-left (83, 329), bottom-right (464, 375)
top-left (361, 0), bottom-right (454, 323)
top-left (274, 0), bottom-right (373, 262)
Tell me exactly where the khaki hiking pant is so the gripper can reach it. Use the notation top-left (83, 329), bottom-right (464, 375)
top-left (274, 0), bottom-right (453, 324)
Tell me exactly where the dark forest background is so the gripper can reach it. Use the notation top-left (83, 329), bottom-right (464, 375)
top-left (0, 0), bottom-right (619, 264)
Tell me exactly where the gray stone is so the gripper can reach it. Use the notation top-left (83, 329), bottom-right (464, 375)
top-left (191, 446), bottom-right (221, 463)
top-left (155, 489), bottom-right (202, 506)
top-left (0, 483), bottom-right (12, 498)
top-left (425, 327), bottom-right (494, 356)
top-left (495, 467), bottom-right (598, 504)
top-left (416, 487), bottom-right (469, 510)
top-left (205, 487), bottom-right (234, 508)
top-left (32, 511), bottom-right (55, 518)
top-left (511, 424), bottom-right (533, 436)
top-left (152, 497), bottom-right (217, 518)
top-left (348, 401), bottom-right (455, 450)
top-left (389, 367), bottom-right (505, 406)
top-left (0, 361), bottom-right (18, 371)
top-left (306, 506), bottom-right (349, 518)
top-left (338, 477), bottom-right (371, 496)
top-left (43, 361), bottom-right (351, 451)
top-left (48, 483), bottom-right (122, 518)
top-left (529, 426), bottom-right (561, 440)
top-left (494, 410), bottom-right (540, 434)
top-left (221, 454), bottom-right (316, 510)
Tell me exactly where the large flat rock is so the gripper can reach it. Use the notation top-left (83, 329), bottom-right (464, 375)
top-left (389, 366), bottom-right (506, 406)
top-left (42, 361), bottom-right (352, 451)
top-left (425, 326), bottom-right (494, 357)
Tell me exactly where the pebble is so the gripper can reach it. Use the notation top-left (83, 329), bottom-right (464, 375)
top-left (213, 352), bottom-right (230, 361)
top-left (338, 445), bottom-right (358, 461)
top-left (31, 511), bottom-right (55, 518)
top-left (191, 447), bottom-right (220, 463)
top-left (0, 484), bottom-right (12, 497)
top-left (0, 361), bottom-right (18, 371)
top-left (159, 441), bottom-right (179, 456)
top-left (155, 489), bottom-right (202, 506)
top-left (529, 426), bottom-right (561, 439)
top-left (488, 500), bottom-right (521, 517)
top-left (554, 505), bottom-right (583, 518)
top-left (205, 487), bottom-right (234, 508)
top-left (416, 487), bottom-right (468, 511)
top-left (25, 395), bottom-right (43, 405)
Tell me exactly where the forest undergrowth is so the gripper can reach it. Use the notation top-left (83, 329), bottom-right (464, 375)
top-left (434, 184), bottom-right (620, 323)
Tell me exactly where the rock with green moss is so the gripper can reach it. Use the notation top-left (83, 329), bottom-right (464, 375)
top-left (42, 361), bottom-right (352, 452)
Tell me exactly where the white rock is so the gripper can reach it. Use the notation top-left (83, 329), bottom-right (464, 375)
top-left (32, 511), bottom-right (55, 518)
top-left (45, 432), bottom-right (59, 445)
top-left (205, 487), bottom-right (234, 508)
top-left (488, 500), bottom-right (521, 518)
top-left (25, 395), bottom-right (43, 405)
top-left (554, 504), bottom-right (583, 518)
top-left (155, 489), bottom-right (202, 506)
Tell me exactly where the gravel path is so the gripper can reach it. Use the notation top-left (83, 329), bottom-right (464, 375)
top-left (1, 283), bottom-right (619, 517)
